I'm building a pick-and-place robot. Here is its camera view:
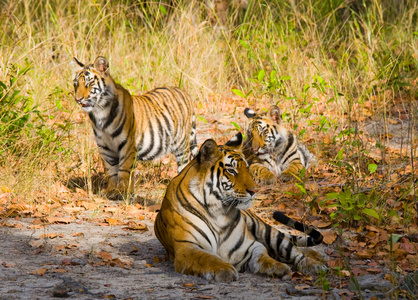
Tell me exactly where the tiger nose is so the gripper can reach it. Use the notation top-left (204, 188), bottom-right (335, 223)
top-left (75, 97), bottom-right (83, 103)
top-left (247, 189), bottom-right (257, 196)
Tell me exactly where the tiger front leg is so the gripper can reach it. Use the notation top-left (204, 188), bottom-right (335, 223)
top-left (174, 244), bottom-right (239, 282)
top-left (246, 243), bottom-right (290, 278)
top-left (99, 154), bottom-right (120, 198)
top-left (99, 148), bottom-right (135, 199)
top-left (114, 148), bottom-right (136, 196)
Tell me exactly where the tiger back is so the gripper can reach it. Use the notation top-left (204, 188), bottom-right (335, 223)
top-left (155, 133), bottom-right (325, 282)
top-left (243, 105), bottom-right (313, 184)
top-left (70, 57), bottom-right (197, 198)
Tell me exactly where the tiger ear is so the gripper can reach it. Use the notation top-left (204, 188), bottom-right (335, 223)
top-left (197, 139), bottom-right (222, 168)
top-left (267, 105), bottom-right (282, 124)
top-left (93, 56), bottom-right (110, 76)
top-left (70, 57), bottom-right (84, 77)
top-left (244, 108), bottom-right (256, 119)
top-left (225, 132), bottom-right (243, 150)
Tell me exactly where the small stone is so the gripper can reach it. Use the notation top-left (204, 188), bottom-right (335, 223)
top-left (349, 274), bottom-right (392, 292)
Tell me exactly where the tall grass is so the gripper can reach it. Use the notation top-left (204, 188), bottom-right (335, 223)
top-left (0, 0), bottom-right (416, 208)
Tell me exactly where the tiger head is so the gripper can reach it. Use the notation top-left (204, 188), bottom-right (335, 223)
top-left (244, 105), bottom-right (289, 158)
top-left (70, 56), bottom-right (114, 113)
top-left (193, 133), bottom-right (257, 210)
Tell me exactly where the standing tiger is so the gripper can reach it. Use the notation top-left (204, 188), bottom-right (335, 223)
top-left (243, 105), bottom-right (314, 184)
top-left (70, 57), bottom-right (197, 198)
top-left (155, 133), bottom-right (325, 281)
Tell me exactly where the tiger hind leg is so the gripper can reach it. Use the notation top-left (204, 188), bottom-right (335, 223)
top-left (296, 248), bottom-right (327, 274)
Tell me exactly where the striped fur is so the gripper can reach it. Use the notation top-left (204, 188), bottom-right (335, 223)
top-left (243, 105), bottom-right (313, 184)
top-left (155, 133), bottom-right (325, 282)
top-left (71, 57), bottom-right (197, 198)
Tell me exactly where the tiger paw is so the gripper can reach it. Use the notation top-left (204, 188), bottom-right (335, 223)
top-left (201, 264), bottom-right (239, 282)
top-left (101, 188), bottom-right (124, 200)
top-left (298, 257), bottom-right (327, 275)
top-left (258, 259), bottom-right (291, 278)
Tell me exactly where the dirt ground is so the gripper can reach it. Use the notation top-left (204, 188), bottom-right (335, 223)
top-left (1, 217), bottom-right (333, 300)
top-left (1, 212), bottom-right (403, 300)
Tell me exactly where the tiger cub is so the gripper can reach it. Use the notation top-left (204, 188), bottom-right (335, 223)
top-left (243, 105), bottom-right (313, 184)
top-left (155, 133), bottom-right (325, 282)
top-left (71, 57), bottom-right (197, 198)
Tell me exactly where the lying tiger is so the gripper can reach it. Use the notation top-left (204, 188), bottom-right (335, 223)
top-left (243, 105), bottom-right (314, 184)
top-left (70, 57), bottom-right (197, 198)
top-left (155, 133), bottom-right (325, 281)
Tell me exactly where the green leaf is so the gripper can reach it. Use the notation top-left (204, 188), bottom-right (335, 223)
top-left (295, 183), bottom-right (306, 195)
top-left (368, 163), bottom-right (377, 174)
top-left (390, 233), bottom-right (402, 244)
top-left (326, 192), bottom-right (339, 200)
top-left (239, 40), bottom-right (249, 49)
top-left (362, 208), bottom-right (379, 219)
top-left (196, 115), bottom-right (208, 123)
top-left (55, 99), bottom-right (62, 110)
top-left (232, 89), bottom-right (245, 98)
top-left (159, 5), bottom-right (167, 15)
top-left (257, 69), bottom-right (265, 82)
top-left (230, 122), bottom-right (241, 131)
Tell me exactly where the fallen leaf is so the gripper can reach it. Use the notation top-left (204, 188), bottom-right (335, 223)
top-left (351, 267), bottom-right (363, 276)
top-left (104, 207), bottom-right (118, 213)
top-left (110, 258), bottom-right (125, 268)
top-left (183, 283), bottom-right (195, 287)
top-left (322, 230), bottom-right (338, 244)
top-left (78, 201), bottom-right (97, 210)
top-left (71, 232), bottom-right (84, 237)
top-left (387, 118), bottom-right (399, 124)
top-left (50, 269), bottom-right (67, 273)
top-left (97, 251), bottom-right (112, 261)
top-left (123, 221), bottom-right (148, 231)
top-left (66, 244), bottom-right (79, 249)
top-left (354, 249), bottom-right (373, 259)
top-left (327, 259), bottom-right (344, 268)
top-left (105, 218), bottom-right (119, 226)
top-left (2, 262), bottom-right (15, 268)
top-left (29, 240), bottom-right (43, 248)
top-left (194, 296), bottom-right (214, 299)
top-left (62, 205), bottom-right (83, 213)
top-left (310, 220), bottom-right (332, 228)
top-left (55, 245), bottom-right (65, 251)
top-left (32, 268), bottom-right (47, 276)
top-left (61, 259), bottom-right (71, 265)
top-left (366, 268), bottom-right (382, 274)
top-left (294, 284), bottom-right (310, 290)
top-left (7, 202), bottom-right (30, 212)
top-left (39, 233), bottom-right (58, 239)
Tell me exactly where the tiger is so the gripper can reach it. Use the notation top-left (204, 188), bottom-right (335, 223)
top-left (70, 56), bottom-right (197, 198)
top-left (243, 105), bottom-right (314, 184)
top-left (155, 133), bottom-right (325, 282)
